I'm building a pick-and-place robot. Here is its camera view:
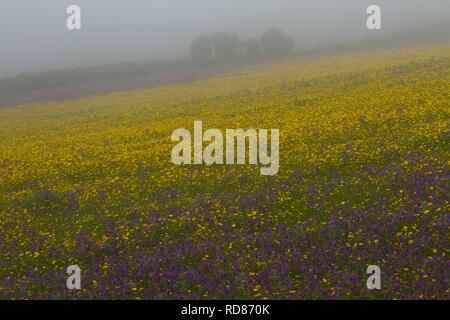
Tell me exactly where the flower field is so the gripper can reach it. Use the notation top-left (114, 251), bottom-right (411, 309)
top-left (0, 44), bottom-right (449, 299)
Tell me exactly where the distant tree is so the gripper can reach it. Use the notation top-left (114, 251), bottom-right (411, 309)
top-left (241, 38), bottom-right (262, 58)
top-left (260, 28), bottom-right (295, 56)
top-left (212, 32), bottom-right (241, 60)
top-left (190, 35), bottom-right (213, 61)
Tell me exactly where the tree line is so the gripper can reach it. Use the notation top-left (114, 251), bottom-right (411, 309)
top-left (190, 28), bottom-right (295, 62)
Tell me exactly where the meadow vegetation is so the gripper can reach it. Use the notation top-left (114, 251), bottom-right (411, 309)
top-left (0, 44), bottom-right (448, 299)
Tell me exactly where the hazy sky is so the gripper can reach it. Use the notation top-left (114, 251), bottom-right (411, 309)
top-left (1, 0), bottom-right (449, 77)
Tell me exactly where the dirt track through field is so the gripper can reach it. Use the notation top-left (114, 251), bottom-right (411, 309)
top-left (0, 58), bottom-right (296, 108)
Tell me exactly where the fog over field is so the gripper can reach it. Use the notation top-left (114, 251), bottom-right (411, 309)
top-left (1, 0), bottom-right (449, 78)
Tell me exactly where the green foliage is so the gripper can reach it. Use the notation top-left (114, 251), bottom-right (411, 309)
top-left (241, 38), bottom-right (262, 59)
top-left (212, 32), bottom-right (241, 60)
top-left (261, 28), bottom-right (295, 56)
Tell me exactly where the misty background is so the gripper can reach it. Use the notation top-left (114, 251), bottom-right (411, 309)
top-left (1, 0), bottom-right (449, 78)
